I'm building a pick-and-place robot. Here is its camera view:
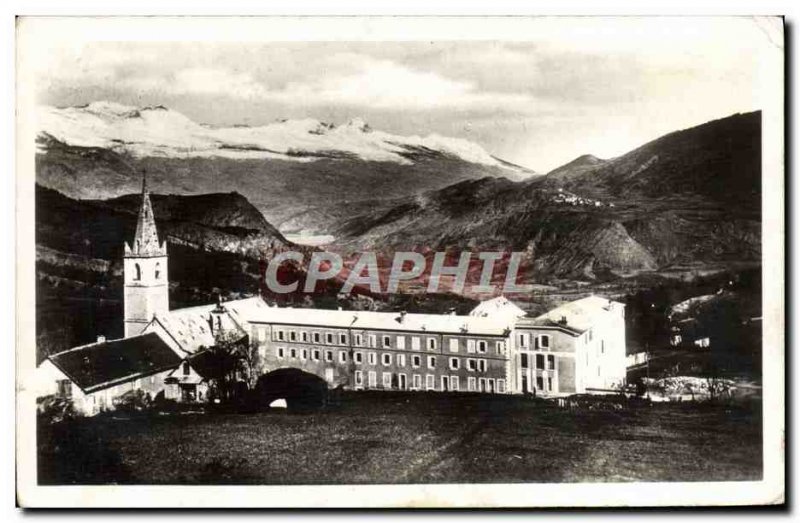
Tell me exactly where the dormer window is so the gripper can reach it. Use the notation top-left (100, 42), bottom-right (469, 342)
top-left (134, 263), bottom-right (141, 281)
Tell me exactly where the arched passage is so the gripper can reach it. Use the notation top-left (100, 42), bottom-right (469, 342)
top-left (254, 368), bottom-right (329, 412)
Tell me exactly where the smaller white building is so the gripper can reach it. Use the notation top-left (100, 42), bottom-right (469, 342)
top-left (36, 332), bottom-right (183, 416)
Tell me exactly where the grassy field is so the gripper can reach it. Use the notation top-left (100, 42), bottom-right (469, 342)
top-left (38, 392), bottom-right (762, 485)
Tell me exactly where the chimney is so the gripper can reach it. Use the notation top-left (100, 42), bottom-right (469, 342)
top-left (559, 315), bottom-right (568, 326)
top-left (448, 308), bottom-right (457, 316)
top-left (96, 334), bottom-right (106, 343)
top-left (399, 310), bottom-right (407, 323)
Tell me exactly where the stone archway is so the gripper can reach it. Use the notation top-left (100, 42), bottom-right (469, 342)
top-left (254, 368), bottom-right (329, 412)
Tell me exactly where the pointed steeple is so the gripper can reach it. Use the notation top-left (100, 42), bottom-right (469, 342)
top-left (126, 170), bottom-right (166, 257)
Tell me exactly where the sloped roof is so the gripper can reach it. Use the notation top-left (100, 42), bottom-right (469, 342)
top-left (517, 295), bottom-right (623, 334)
top-left (469, 296), bottom-right (526, 320)
top-left (48, 332), bottom-right (181, 393)
top-left (245, 306), bottom-right (513, 336)
top-left (153, 296), bottom-right (269, 353)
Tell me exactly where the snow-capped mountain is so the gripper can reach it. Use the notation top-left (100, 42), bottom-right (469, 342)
top-left (38, 102), bottom-right (520, 169)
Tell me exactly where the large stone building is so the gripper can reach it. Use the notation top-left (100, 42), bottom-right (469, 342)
top-left (36, 178), bottom-right (628, 414)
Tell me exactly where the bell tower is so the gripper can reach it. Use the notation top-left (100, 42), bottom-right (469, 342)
top-left (124, 172), bottom-right (169, 337)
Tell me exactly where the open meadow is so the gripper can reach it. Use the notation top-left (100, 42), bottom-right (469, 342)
top-left (38, 392), bottom-right (762, 485)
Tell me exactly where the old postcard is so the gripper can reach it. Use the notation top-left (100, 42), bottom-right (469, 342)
top-left (15, 16), bottom-right (784, 507)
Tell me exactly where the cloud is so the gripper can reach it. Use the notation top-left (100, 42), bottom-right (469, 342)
top-left (265, 57), bottom-right (538, 113)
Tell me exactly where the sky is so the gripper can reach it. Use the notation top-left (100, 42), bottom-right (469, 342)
top-left (31, 17), bottom-right (774, 172)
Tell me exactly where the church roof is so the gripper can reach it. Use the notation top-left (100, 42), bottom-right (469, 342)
top-left (47, 332), bottom-right (181, 393)
top-left (152, 296), bottom-right (269, 354)
top-left (126, 174), bottom-right (166, 257)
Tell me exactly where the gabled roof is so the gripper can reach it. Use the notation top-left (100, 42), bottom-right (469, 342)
top-left (48, 332), bottom-right (181, 393)
top-left (517, 295), bottom-right (623, 334)
top-left (469, 296), bottom-right (526, 321)
top-left (152, 296), bottom-right (269, 354)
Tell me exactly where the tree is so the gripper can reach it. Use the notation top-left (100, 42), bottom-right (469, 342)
top-left (202, 330), bottom-right (250, 403)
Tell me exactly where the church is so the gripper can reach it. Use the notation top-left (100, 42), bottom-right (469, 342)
top-left (36, 177), bottom-right (628, 415)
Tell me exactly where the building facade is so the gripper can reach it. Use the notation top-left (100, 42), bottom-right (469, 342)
top-left (247, 296), bottom-right (627, 396)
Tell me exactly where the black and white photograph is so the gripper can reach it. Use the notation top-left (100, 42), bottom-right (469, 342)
top-left (14, 15), bottom-right (784, 508)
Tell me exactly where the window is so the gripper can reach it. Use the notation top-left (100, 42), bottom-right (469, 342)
top-left (428, 356), bottom-right (437, 369)
top-left (340, 333), bottom-right (348, 345)
top-left (290, 348), bottom-right (297, 359)
top-left (354, 351), bottom-right (363, 364)
top-left (397, 354), bottom-right (406, 367)
top-left (339, 351), bottom-right (347, 363)
top-left (57, 379), bottom-right (72, 398)
top-left (520, 353), bottom-right (529, 368)
top-left (325, 350), bottom-right (333, 362)
top-left (289, 331), bottom-right (297, 342)
top-left (277, 347), bottom-right (285, 359)
top-left (449, 357), bottom-right (460, 370)
top-left (412, 374), bottom-right (422, 390)
top-left (411, 337), bottom-right (421, 351)
top-left (450, 376), bottom-right (459, 391)
top-left (154, 262), bottom-right (161, 280)
top-left (313, 332), bottom-right (321, 343)
top-left (495, 341), bottom-right (505, 354)
top-left (412, 355), bottom-right (421, 368)
top-left (382, 372), bottom-right (392, 389)
top-left (426, 374), bottom-right (435, 390)
top-left (536, 376), bottom-right (544, 390)
top-left (518, 333), bottom-right (528, 348)
top-left (382, 353), bottom-right (392, 366)
top-left (354, 334), bottom-right (363, 347)
top-left (182, 362), bottom-right (191, 375)
top-left (134, 263), bottom-right (141, 281)
top-left (468, 377), bottom-right (476, 391)
top-left (427, 338), bottom-right (438, 351)
top-left (539, 334), bottom-right (551, 350)
top-left (326, 333), bottom-right (334, 344)
top-left (355, 371), bottom-right (363, 387)
top-left (467, 339), bottom-right (475, 353)
top-left (301, 331), bottom-right (308, 342)
top-left (478, 359), bottom-right (487, 372)
top-left (277, 330), bottom-right (285, 341)
top-left (487, 378), bottom-right (496, 393)
top-left (382, 335), bottom-right (391, 348)
top-left (450, 338), bottom-right (460, 352)
top-left (301, 348), bottom-right (308, 360)
top-left (368, 371), bottom-right (377, 388)
top-left (312, 349), bottom-right (320, 361)
top-left (547, 354), bottom-right (555, 370)
top-left (547, 377), bottom-right (553, 391)
top-left (588, 329), bottom-right (593, 342)
top-left (368, 334), bottom-right (377, 348)
top-left (397, 373), bottom-right (407, 390)
top-left (477, 341), bottom-right (487, 354)
top-left (601, 340), bottom-right (605, 354)
top-left (467, 358), bottom-right (476, 372)
top-left (536, 354), bottom-right (545, 370)
top-left (396, 336), bottom-right (406, 350)
top-left (368, 352), bottom-right (377, 365)
top-left (441, 376), bottom-right (449, 391)
top-left (497, 379), bottom-right (506, 393)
